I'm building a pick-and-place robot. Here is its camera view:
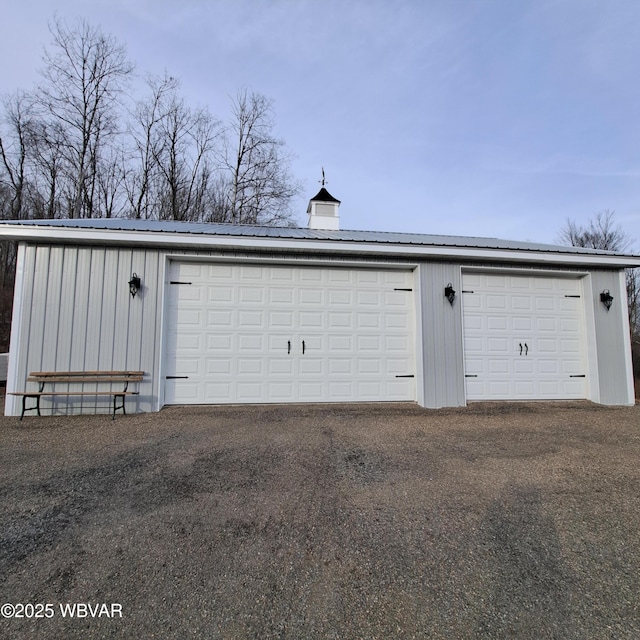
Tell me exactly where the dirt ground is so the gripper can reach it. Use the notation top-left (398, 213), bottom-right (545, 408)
top-left (0, 401), bottom-right (639, 640)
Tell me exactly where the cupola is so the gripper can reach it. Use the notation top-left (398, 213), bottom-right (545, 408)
top-left (307, 170), bottom-right (340, 230)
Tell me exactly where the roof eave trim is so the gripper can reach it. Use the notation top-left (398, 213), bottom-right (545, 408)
top-left (2, 225), bottom-right (639, 268)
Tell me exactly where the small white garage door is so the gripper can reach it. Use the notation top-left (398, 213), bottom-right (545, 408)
top-left (462, 272), bottom-right (588, 400)
top-left (164, 262), bottom-right (416, 404)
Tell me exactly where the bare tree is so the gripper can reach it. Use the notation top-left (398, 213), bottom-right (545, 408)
top-left (127, 74), bottom-right (219, 221)
top-left (557, 210), bottom-right (632, 252)
top-left (37, 17), bottom-right (133, 218)
top-left (0, 92), bottom-right (37, 220)
top-left (126, 73), bottom-right (177, 219)
top-left (28, 118), bottom-right (65, 219)
top-left (154, 94), bottom-right (218, 221)
top-left (219, 89), bottom-right (300, 226)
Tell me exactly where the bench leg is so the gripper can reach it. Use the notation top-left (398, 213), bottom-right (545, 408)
top-left (113, 394), bottom-right (127, 420)
top-left (20, 395), bottom-right (41, 421)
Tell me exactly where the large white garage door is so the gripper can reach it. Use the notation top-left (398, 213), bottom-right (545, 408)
top-left (462, 272), bottom-right (588, 400)
top-left (164, 262), bottom-right (416, 404)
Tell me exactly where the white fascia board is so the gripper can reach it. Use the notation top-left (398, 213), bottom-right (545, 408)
top-left (1, 224), bottom-right (640, 268)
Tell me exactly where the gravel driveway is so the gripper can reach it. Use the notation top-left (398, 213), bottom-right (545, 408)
top-left (0, 401), bottom-right (639, 639)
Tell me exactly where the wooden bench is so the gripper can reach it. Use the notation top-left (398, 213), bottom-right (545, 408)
top-left (10, 371), bottom-right (144, 420)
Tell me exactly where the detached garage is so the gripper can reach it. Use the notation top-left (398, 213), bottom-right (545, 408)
top-left (1, 188), bottom-right (638, 415)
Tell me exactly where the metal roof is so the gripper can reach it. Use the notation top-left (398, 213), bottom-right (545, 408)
top-left (1, 218), bottom-right (639, 266)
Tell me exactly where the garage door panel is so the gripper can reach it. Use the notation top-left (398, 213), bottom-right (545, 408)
top-left (176, 334), bottom-right (201, 350)
top-left (385, 335), bottom-right (410, 351)
top-left (269, 289), bottom-right (293, 304)
top-left (301, 289), bottom-right (324, 304)
top-left (206, 358), bottom-right (231, 375)
top-left (176, 309), bottom-right (201, 325)
top-left (488, 338), bottom-right (509, 352)
top-left (210, 286), bottom-right (233, 303)
top-left (329, 381), bottom-right (354, 397)
top-left (239, 266), bottom-right (263, 280)
top-left (237, 358), bottom-right (263, 375)
top-left (385, 358), bottom-right (412, 375)
top-left (487, 316), bottom-right (508, 331)
top-left (173, 358), bottom-right (201, 374)
top-left (328, 359), bottom-right (351, 375)
top-left (238, 334), bottom-right (263, 350)
top-left (463, 273), bottom-right (587, 400)
top-left (301, 358), bottom-right (325, 375)
top-left (386, 380), bottom-right (415, 398)
top-left (357, 335), bottom-right (380, 351)
top-left (238, 311), bottom-right (263, 327)
top-left (357, 313), bottom-right (380, 328)
top-left (176, 285), bottom-right (203, 302)
top-left (298, 382), bottom-right (325, 400)
top-left (268, 311), bottom-right (294, 328)
top-left (168, 382), bottom-right (200, 401)
top-left (384, 291), bottom-right (408, 306)
top-left (268, 358), bottom-right (293, 375)
top-left (268, 382), bottom-right (294, 399)
top-left (538, 360), bottom-right (559, 374)
top-left (301, 311), bottom-right (325, 327)
top-left (329, 335), bottom-right (353, 351)
top-left (178, 263), bottom-right (204, 277)
top-left (562, 360), bottom-right (583, 375)
top-left (357, 381), bottom-right (382, 398)
top-left (208, 310), bottom-right (233, 327)
top-left (328, 270), bottom-right (350, 284)
top-left (536, 318), bottom-right (555, 332)
top-left (239, 287), bottom-right (264, 303)
top-left (165, 262), bottom-right (415, 404)
top-left (559, 295), bottom-right (579, 309)
top-left (514, 381), bottom-right (535, 396)
top-left (208, 334), bottom-right (232, 350)
top-left (270, 268), bottom-right (295, 282)
top-left (489, 381), bottom-right (511, 395)
top-left (358, 359), bottom-right (382, 374)
top-left (357, 291), bottom-right (380, 305)
top-left (511, 296), bottom-right (532, 310)
top-left (237, 382), bottom-right (264, 401)
top-left (328, 290), bottom-right (350, 305)
top-left (486, 295), bottom-right (507, 309)
top-left (514, 360), bottom-right (534, 374)
top-left (488, 359), bottom-right (509, 374)
top-left (268, 334), bottom-right (291, 352)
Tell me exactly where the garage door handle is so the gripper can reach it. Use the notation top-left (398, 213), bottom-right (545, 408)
top-left (519, 343), bottom-right (523, 355)
top-left (302, 340), bottom-right (306, 354)
top-left (525, 343), bottom-right (529, 356)
top-left (288, 340), bottom-right (291, 354)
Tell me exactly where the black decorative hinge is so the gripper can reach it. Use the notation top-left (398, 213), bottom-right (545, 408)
top-left (170, 281), bottom-right (193, 285)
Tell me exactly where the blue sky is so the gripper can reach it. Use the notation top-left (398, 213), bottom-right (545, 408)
top-left (2, 0), bottom-right (639, 247)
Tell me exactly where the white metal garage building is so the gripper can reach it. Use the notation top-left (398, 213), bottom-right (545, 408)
top-left (2, 188), bottom-right (639, 415)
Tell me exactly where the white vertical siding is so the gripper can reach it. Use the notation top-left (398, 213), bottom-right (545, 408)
top-left (6, 245), bottom-right (163, 415)
top-left (417, 262), bottom-right (465, 408)
top-left (589, 269), bottom-right (635, 405)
